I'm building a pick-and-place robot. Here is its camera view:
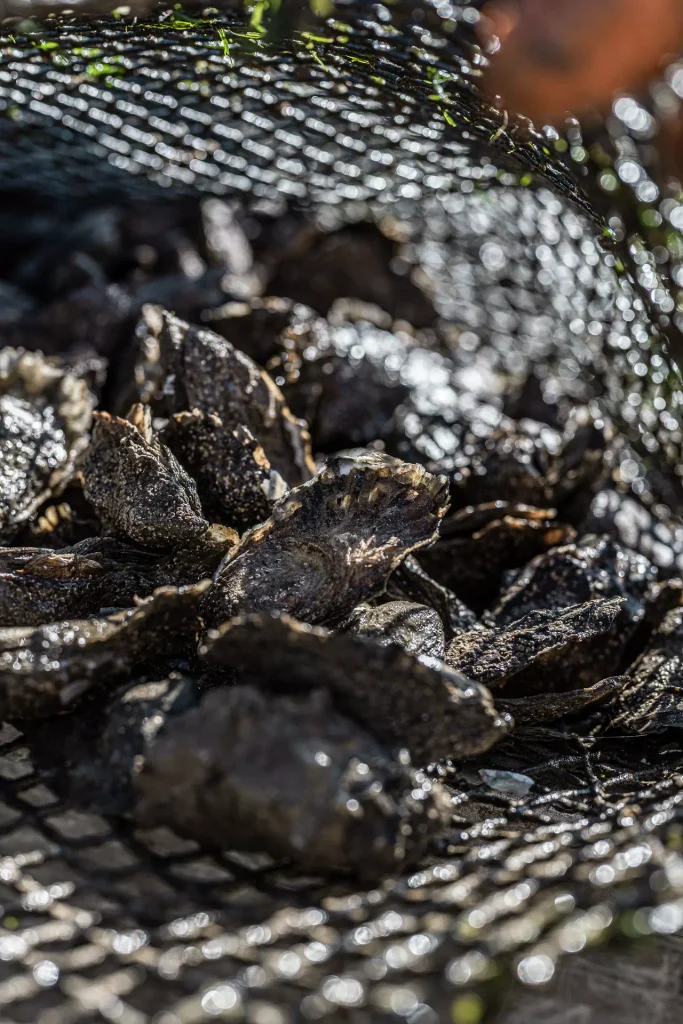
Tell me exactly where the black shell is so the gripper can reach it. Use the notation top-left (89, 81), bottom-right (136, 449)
top-left (0, 349), bottom-right (96, 540)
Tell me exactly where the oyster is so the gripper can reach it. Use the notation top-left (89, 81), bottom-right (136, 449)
top-left (135, 684), bottom-right (451, 877)
top-left (204, 450), bottom-right (450, 628)
top-left (0, 539), bottom-right (158, 627)
top-left (262, 308), bottom-right (472, 469)
top-left (162, 411), bottom-right (287, 532)
top-left (0, 349), bottom-right (95, 539)
top-left (582, 488), bottom-right (683, 574)
top-left (0, 580), bottom-right (209, 718)
top-left (489, 535), bottom-right (656, 626)
top-left (445, 598), bottom-right (625, 693)
top-left (201, 612), bottom-right (507, 763)
top-left (417, 502), bottom-right (576, 609)
top-left (386, 555), bottom-right (478, 638)
top-left (453, 411), bottom-right (606, 510)
top-left (487, 535), bottom-right (656, 680)
top-left (139, 306), bottom-right (315, 486)
top-left (498, 676), bottom-right (625, 725)
top-left (0, 526), bottom-right (237, 628)
top-left (607, 607), bottom-right (683, 734)
top-left (344, 600), bottom-right (446, 660)
top-left (82, 406), bottom-right (208, 551)
top-left (266, 222), bottom-right (437, 327)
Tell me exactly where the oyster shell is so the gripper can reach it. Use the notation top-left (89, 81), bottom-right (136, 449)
top-left (201, 612), bottom-right (507, 763)
top-left (162, 410), bottom-right (287, 532)
top-left (607, 607), bottom-right (683, 734)
top-left (417, 502), bottom-right (576, 610)
top-left (446, 598), bottom-right (625, 693)
top-left (204, 450), bottom-right (450, 628)
top-left (82, 405), bottom-right (208, 551)
top-left (135, 684), bottom-right (451, 878)
top-left (343, 600), bottom-right (446, 660)
top-left (139, 306), bottom-right (315, 485)
top-left (0, 540), bottom-right (158, 627)
top-left (0, 349), bottom-right (96, 539)
top-left (498, 676), bottom-right (625, 725)
top-left (453, 412), bottom-right (606, 510)
top-left (0, 580), bottom-right (209, 718)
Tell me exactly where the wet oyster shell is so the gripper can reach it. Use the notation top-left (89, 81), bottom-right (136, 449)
top-left (606, 607), bottom-right (683, 734)
top-left (162, 410), bottom-right (287, 532)
top-left (204, 450), bottom-right (450, 628)
top-left (453, 412), bottom-right (606, 510)
top-left (386, 555), bottom-right (478, 639)
top-left (0, 580), bottom-right (209, 718)
top-left (343, 600), bottom-right (446, 660)
top-left (489, 535), bottom-right (655, 626)
top-left (135, 684), bottom-right (451, 878)
top-left (417, 502), bottom-right (576, 610)
top-left (0, 349), bottom-right (96, 539)
top-left (0, 541), bottom-right (158, 627)
top-left (201, 612), bottom-right (508, 764)
top-left (82, 406), bottom-right (208, 551)
top-left (498, 676), bottom-right (625, 725)
top-left (139, 306), bottom-right (315, 486)
top-left (446, 598), bottom-right (625, 693)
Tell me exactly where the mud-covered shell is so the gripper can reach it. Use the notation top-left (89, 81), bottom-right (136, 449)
top-left (139, 306), bottom-right (315, 486)
top-left (0, 580), bottom-right (210, 718)
top-left (135, 684), bottom-right (451, 878)
top-left (163, 410), bottom-right (287, 532)
top-left (82, 408), bottom-right (208, 551)
top-left (203, 450), bottom-right (450, 628)
top-left (0, 349), bottom-right (96, 538)
top-left (446, 597), bottom-right (625, 693)
top-left (201, 612), bottom-right (508, 764)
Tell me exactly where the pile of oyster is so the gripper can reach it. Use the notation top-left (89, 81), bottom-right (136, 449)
top-left (1, 252), bottom-right (682, 878)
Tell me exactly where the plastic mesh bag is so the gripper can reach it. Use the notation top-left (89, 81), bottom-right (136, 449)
top-left (1, 3), bottom-right (683, 1022)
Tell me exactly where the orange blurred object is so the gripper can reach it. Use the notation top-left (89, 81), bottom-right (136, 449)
top-left (480, 0), bottom-right (683, 124)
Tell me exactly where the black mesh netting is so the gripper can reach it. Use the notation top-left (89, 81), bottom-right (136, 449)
top-left (4, 2), bottom-right (683, 1022)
